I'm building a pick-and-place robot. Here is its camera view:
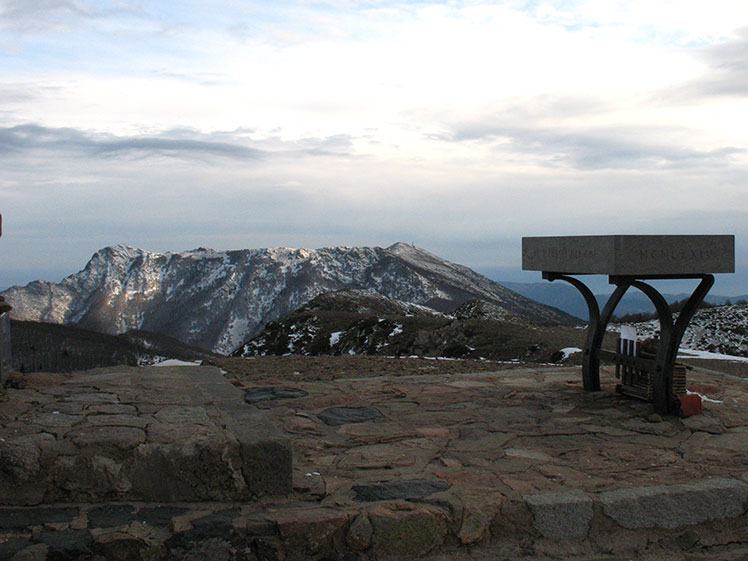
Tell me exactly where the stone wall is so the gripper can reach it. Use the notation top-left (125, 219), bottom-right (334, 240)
top-left (1, 476), bottom-right (747, 561)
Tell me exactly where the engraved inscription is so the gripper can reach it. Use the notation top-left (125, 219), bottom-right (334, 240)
top-left (523, 247), bottom-right (599, 260)
top-left (638, 248), bottom-right (715, 262)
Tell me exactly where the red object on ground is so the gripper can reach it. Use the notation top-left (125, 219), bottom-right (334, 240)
top-left (678, 393), bottom-right (702, 416)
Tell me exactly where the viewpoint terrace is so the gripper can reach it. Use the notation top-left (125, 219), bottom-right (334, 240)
top-left (2, 361), bottom-right (748, 560)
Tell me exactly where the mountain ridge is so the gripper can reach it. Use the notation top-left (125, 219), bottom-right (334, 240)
top-left (3, 242), bottom-right (579, 354)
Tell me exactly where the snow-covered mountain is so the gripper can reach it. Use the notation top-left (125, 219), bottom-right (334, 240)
top-left (611, 303), bottom-right (748, 358)
top-left (2, 242), bottom-right (578, 354)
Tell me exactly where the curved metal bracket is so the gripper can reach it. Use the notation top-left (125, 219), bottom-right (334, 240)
top-left (625, 275), bottom-right (714, 413)
top-left (629, 280), bottom-right (675, 411)
top-left (543, 272), bottom-right (715, 414)
top-left (544, 273), bottom-right (628, 391)
top-left (672, 275), bottom-right (714, 350)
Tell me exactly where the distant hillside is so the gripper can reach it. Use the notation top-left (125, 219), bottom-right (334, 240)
top-left (500, 281), bottom-right (747, 320)
top-left (234, 289), bottom-right (590, 363)
top-left (611, 303), bottom-right (748, 358)
top-left (499, 281), bottom-right (589, 319)
top-left (10, 320), bottom-right (216, 374)
top-left (3, 242), bottom-right (579, 354)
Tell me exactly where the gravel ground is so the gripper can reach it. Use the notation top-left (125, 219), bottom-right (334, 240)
top-left (210, 355), bottom-right (531, 384)
top-left (211, 352), bottom-right (748, 388)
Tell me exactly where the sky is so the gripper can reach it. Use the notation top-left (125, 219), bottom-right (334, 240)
top-left (1, 0), bottom-right (747, 295)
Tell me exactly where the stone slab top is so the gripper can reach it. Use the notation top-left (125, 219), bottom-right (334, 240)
top-left (522, 235), bottom-right (735, 276)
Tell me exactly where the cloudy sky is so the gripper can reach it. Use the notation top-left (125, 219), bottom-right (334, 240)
top-left (1, 0), bottom-right (747, 294)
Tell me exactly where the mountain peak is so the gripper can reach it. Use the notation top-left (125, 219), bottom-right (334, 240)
top-left (100, 244), bottom-right (145, 258)
top-left (387, 241), bottom-right (422, 253)
top-left (83, 245), bottom-right (148, 271)
top-left (387, 241), bottom-right (415, 250)
top-left (386, 241), bottom-right (443, 263)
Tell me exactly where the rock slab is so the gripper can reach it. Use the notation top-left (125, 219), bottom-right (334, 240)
top-left (599, 477), bottom-right (748, 530)
top-left (525, 489), bottom-right (594, 539)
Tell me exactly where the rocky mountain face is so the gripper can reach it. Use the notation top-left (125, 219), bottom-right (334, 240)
top-left (235, 289), bottom-right (587, 362)
top-left (3, 242), bottom-right (578, 354)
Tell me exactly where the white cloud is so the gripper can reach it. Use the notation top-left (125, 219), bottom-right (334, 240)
top-left (1, 1), bottom-right (747, 292)
top-left (0, 0), bottom-right (145, 33)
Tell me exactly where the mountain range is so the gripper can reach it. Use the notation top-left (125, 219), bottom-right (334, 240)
top-left (2, 242), bottom-right (578, 354)
top-left (500, 281), bottom-right (748, 320)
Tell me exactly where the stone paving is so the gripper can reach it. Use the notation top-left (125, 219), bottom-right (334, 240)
top-left (1, 362), bottom-right (748, 560)
top-left (0, 366), bottom-right (290, 505)
top-left (263, 365), bottom-right (748, 501)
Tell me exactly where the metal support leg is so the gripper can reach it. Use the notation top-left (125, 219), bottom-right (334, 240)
top-left (670, 275), bottom-right (714, 363)
top-left (623, 274), bottom-right (714, 414)
top-left (595, 284), bottom-right (630, 389)
top-left (628, 280), bottom-right (674, 414)
top-left (543, 271), bottom-right (716, 413)
top-left (544, 273), bottom-right (629, 391)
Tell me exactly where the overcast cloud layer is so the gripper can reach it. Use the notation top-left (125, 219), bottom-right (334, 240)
top-left (1, 0), bottom-right (747, 294)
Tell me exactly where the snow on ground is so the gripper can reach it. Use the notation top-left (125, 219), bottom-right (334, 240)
top-left (560, 347), bottom-right (582, 359)
top-left (153, 359), bottom-right (202, 367)
top-left (677, 349), bottom-right (748, 362)
top-left (329, 331), bottom-right (344, 346)
top-left (686, 389), bottom-right (723, 403)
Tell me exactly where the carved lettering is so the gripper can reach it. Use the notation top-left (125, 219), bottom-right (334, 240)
top-left (638, 246), bottom-right (714, 262)
top-left (525, 246), bottom-right (599, 261)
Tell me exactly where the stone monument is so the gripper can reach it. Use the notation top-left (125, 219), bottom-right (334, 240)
top-left (522, 235), bottom-right (735, 414)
